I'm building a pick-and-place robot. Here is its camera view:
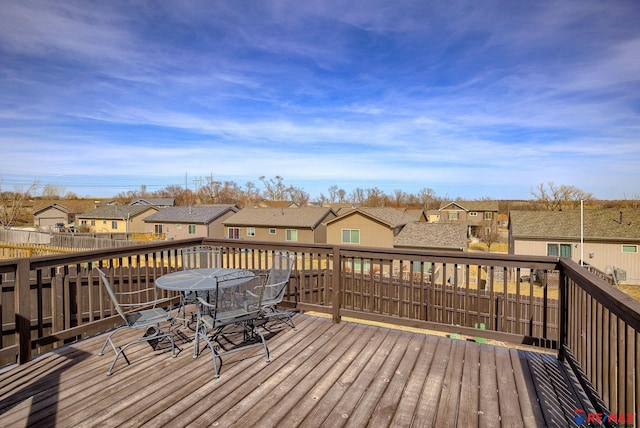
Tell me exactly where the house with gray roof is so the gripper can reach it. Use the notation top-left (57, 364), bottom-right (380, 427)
top-left (325, 207), bottom-right (426, 248)
top-left (143, 205), bottom-right (238, 240)
top-left (223, 207), bottom-right (337, 243)
top-left (436, 201), bottom-right (499, 238)
top-left (77, 205), bottom-right (159, 234)
top-left (509, 209), bottom-right (640, 285)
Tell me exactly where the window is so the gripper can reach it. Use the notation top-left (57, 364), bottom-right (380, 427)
top-left (90, 220), bottom-right (95, 226)
top-left (269, 228), bottom-right (276, 234)
top-left (483, 212), bottom-right (493, 220)
top-left (469, 212), bottom-right (478, 217)
top-left (228, 228), bottom-right (240, 239)
top-left (341, 229), bottom-right (360, 244)
top-left (448, 212), bottom-right (459, 220)
top-left (176, 224), bottom-right (182, 230)
top-left (247, 227), bottom-right (256, 237)
top-left (188, 224), bottom-right (196, 234)
top-left (111, 221), bottom-right (118, 230)
top-left (622, 245), bottom-right (638, 253)
top-left (286, 229), bottom-right (298, 242)
top-left (154, 224), bottom-right (163, 234)
top-left (547, 243), bottom-right (572, 258)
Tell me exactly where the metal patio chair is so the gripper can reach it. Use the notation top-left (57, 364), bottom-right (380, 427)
top-left (194, 274), bottom-right (269, 378)
top-left (177, 245), bottom-right (223, 324)
top-left (254, 250), bottom-right (297, 329)
top-left (96, 268), bottom-right (178, 376)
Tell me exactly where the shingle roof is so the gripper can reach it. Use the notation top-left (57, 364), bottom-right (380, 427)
top-left (439, 201), bottom-right (499, 211)
top-left (224, 208), bottom-right (336, 228)
top-left (329, 208), bottom-right (424, 228)
top-left (143, 205), bottom-right (238, 224)
top-left (77, 205), bottom-right (157, 219)
top-left (510, 209), bottom-right (640, 241)
top-left (395, 223), bottom-right (468, 250)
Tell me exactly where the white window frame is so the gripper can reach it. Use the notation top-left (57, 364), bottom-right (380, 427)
top-left (188, 224), bottom-right (196, 234)
top-left (622, 244), bottom-right (638, 253)
top-left (469, 212), bottom-right (478, 217)
top-left (247, 227), bottom-right (256, 237)
top-left (269, 228), bottom-right (276, 234)
top-left (484, 212), bottom-right (493, 220)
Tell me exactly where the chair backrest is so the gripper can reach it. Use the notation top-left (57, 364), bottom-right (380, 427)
top-left (262, 250), bottom-right (296, 305)
top-left (97, 269), bottom-right (127, 321)
top-left (97, 268), bottom-right (166, 323)
top-left (182, 245), bottom-right (223, 270)
top-left (201, 275), bottom-right (266, 326)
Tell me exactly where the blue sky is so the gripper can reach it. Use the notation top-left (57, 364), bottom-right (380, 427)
top-left (1, 1), bottom-right (639, 200)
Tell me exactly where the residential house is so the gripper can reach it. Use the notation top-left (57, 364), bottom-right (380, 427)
top-left (325, 207), bottom-right (426, 248)
top-left (509, 209), bottom-right (640, 285)
top-left (437, 201), bottom-right (499, 238)
top-left (33, 203), bottom-right (70, 230)
top-left (223, 207), bottom-right (337, 243)
top-left (143, 205), bottom-right (238, 240)
top-left (32, 200), bottom-right (98, 230)
top-left (130, 198), bottom-right (175, 208)
top-left (77, 205), bottom-right (159, 234)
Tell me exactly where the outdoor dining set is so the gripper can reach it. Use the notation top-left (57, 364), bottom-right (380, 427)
top-left (95, 246), bottom-right (296, 377)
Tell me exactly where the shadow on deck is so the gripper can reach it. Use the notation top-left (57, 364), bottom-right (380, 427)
top-left (0, 313), bottom-right (599, 427)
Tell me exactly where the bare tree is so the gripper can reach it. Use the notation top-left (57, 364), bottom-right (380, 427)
top-left (418, 187), bottom-right (438, 211)
top-left (531, 182), bottom-right (594, 210)
top-left (259, 176), bottom-right (292, 201)
top-left (0, 180), bottom-right (38, 228)
top-left (41, 183), bottom-right (64, 199)
top-left (479, 220), bottom-right (500, 252)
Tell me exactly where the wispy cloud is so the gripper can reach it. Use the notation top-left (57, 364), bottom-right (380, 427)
top-left (1, 0), bottom-right (639, 199)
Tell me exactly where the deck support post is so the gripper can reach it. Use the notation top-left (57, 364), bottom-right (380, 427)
top-left (15, 258), bottom-right (32, 364)
top-left (332, 246), bottom-right (341, 323)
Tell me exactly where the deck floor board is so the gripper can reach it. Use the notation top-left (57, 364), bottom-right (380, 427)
top-left (0, 313), bottom-right (596, 427)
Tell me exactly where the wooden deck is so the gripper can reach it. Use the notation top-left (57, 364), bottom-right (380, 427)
top-left (0, 313), bottom-right (597, 427)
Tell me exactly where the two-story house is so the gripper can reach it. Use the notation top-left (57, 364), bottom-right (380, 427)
top-left (509, 209), bottom-right (640, 285)
top-left (223, 208), bottom-right (337, 244)
top-left (437, 201), bottom-right (499, 238)
top-left (143, 205), bottom-right (238, 240)
top-left (77, 205), bottom-right (159, 234)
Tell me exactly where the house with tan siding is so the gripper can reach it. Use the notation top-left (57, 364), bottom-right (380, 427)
top-left (325, 207), bottom-right (426, 248)
top-left (77, 205), bottom-right (158, 234)
top-left (143, 205), bottom-right (238, 240)
top-left (223, 208), bottom-right (337, 243)
top-left (437, 201), bottom-right (499, 238)
top-left (33, 203), bottom-right (70, 230)
top-left (509, 209), bottom-right (640, 285)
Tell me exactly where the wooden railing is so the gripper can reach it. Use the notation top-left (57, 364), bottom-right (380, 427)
top-left (0, 238), bottom-right (638, 419)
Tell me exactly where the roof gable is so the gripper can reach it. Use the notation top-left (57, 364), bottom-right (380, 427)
top-left (327, 207), bottom-right (423, 228)
top-left (439, 201), bottom-right (499, 212)
top-left (33, 203), bottom-right (69, 216)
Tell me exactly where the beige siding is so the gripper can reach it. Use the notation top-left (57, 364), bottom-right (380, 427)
top-left (514, 238), bottom-right (640, 285)
top-left (326, 213), bottom-right (394, 248)
top-left (226, 226), bottom-right (316, 244)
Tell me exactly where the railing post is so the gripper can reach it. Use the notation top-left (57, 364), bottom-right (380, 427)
top-left (558, 267), bottom-right (568, 361)
top-left (332, 246), bottom-right (341, 323)
top-left (15, 258), bottom-right (32, 364)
